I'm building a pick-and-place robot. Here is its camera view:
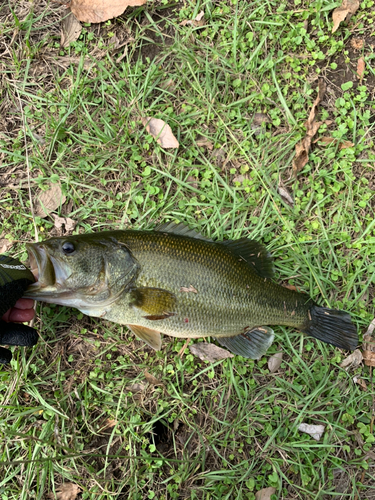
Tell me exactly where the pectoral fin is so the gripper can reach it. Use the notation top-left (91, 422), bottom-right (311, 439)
top-left (215, 326), bottom-right (274, 359)
top-left (130, 287), bottom-right (176, 320)
top-left (127, 324), bottom-right (162, 350)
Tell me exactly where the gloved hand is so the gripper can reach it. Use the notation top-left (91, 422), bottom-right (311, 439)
top-left (0, 255), bottom-right (38, 364)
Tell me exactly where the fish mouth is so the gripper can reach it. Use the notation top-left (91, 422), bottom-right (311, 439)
top-left (24, 243), bottom-right (63, 299)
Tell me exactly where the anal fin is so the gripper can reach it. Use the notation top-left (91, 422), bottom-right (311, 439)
top-left (215, 326), bottom-right (274, 359)
top-left (127, 324), bottom-right (162, 350)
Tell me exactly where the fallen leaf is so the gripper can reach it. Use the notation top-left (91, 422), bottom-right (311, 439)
top-left (189, 342), bottom-right (234, 362)
top-left (233, 174), bottom-right (246, 184)
top-left (196, 137), bottom-right (214, 150)
top-left (48, 483), bottom-right (81, 500)
top-left (0, 239), bottom-right (13, 253)
top-left (52, 214), bottom-right (77, 235)
top-left (180, 10), bottom-right (205, 27)
top-left (282, 283), bottom-right (299, 291)
top-left (332, 0), bottom-right (359, 33)
top-left (144, 370), bottom-right (163, 386)
top-left (353, 376), bottom-right (367, 391)
top-left (34, 184), bottom-right (66, 218)
top-left (317, 136), bottom-right (354, 149)
top-left (126, 382), bottom-right (146, 393)
top-left (142, 117), bottom-right (179, 149)
top-left (340, 349), bottom-right (363, 369)
top-left (179, 285), bottom-right (198, 293)
top-left (298, 423), bottom-right (325, 441)
top-left (61, 11), bottom-right (82, 47)
top-left (67, 0), bottom-right (147, 23)
top-left (268, 352), bottom-right (283, 373)
top-left (351, 38), bottom-right (364, 50)
top-left (363, 320), bottom-right (375, 367)
top-left (357, 57), bottom-right (365, 80)
top-left (255, 487), bottom-right (276, 500)
top-left (99, 418), bottom-right (118, 431)
top-left (340, 140), bottom-right (355, 149)
top-left (278, 185), bottom-right (294, 206)
top-left (292, 79), bottom-right (326, 176)
top-left (251, 112), bottom-right (270, 136)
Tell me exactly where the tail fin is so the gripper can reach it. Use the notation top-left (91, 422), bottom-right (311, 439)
top-left (302, 306), bottom-right (358, 350)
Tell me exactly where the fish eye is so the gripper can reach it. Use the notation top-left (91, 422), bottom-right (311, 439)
top-left (62, 241), bottom-right (75, 255)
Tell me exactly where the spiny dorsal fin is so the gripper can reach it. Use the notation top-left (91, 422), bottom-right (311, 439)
top-left (155, 222), bottom-right (212, 241)
top-left (220, 238), bottom-right (274, 279)
top-left (215, 326), bottom-right (274, 359)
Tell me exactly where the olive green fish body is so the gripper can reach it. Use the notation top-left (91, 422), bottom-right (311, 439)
top-left (100, 230), bottom-right (312, 338)
top-left (25, 225), bottom-right (358, 358)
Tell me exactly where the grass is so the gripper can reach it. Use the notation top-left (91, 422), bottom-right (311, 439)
top-left (1, 0), bottom-right (375, 498)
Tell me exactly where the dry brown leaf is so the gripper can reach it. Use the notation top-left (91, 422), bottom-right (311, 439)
top-left (278, 185), bottom-right (294, 206)
top-left (34, 184), bottom-right (66, 218)
top-left (292, 79), bottom-right (326, 176)
top-left (179, 285), bottom-right (198, 293)
top-left (351, 38), bottom-right (364, 50)
top-left (61, 11), bottom-right (82, 47)
top-left (357, 57), bottom-right (365, 80)
top-left (298, 423), bottom-right (325, 441)
top-left (67, 0), bottom-right (147, 23)
top-left (340, 349), bottom-right (363, 369)
top-left (317, 136), bottom-right (354, 149)
top-left (196, 138), bottom-right (214, 150)
top-left (332, 0), bottom-right (359, 33)
top-left (251, 112), bottom-right (270, 136)
top-left (340, 140), bottom-right (355, 149)
top-left (144, 370), bottom-right (163, 386)
top-left (0, 239), bottom-right (13, 253)
top-left (49, 483), bottom-right (81, 500)
top-left (255, 487), bottom-right (276, 500)
top-left (180, 11), bottom-right (205, 27)
top-left (282, 283), bottom-right (298, 291)
top-left (52, 214), bottom-right (77, 235)
top-left (363, 320), bottom-right (375, 367)
top-left (142, 117), bottom-right (179, 149)
top-left (268, 352), bottom-right (283, 373)
top-left (353, 376), bottom-right (367, 391)
top-left (126, 382), bottom-right (146, 393)
top-left (189, 342), bottom-right (234, 362)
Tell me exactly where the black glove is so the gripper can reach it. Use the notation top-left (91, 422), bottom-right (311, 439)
top-left (0, 255), bottom-right (38, 364)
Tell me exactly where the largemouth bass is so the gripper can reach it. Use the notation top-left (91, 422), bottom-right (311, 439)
top-left (24, 223), bottom-right (358, 358)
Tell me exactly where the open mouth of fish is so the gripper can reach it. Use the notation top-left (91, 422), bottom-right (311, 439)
top-left (24, 244), bottom-right (64, 297)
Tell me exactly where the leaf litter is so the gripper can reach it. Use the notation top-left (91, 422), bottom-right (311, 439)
top-left (340, 349), bottom-right (363, 369)
top-left (298, 423), bottom-right (325, 441)
top-left (48, 483), bottom-right (81, 500)
top-left (142, 117), bottom-right (179, 149)
top-left (34, 184), bottom-right (66, 218)
top-left (362, 318), bottom-right (375, 367)
top-left (189, 342), bottom-right (234, 362)
top-left (332, 0), bottom-right (359, 33)
top-left (61, 11), bottom-right (82, 47)
top-left (66, 0), bottom-right (147, 24)
top-left (255, 487), bottom-right (276, 500)
top-left (180, 11), bottom-right (205, 27)
top-left (292, 79), bottom-right (326, 176)
top-left (268, 352), bottom-right (283, 373)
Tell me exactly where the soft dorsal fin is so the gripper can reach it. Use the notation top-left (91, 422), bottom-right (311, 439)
top-left (220, 238), bottom-right (274, 279)
top-left (155, 222), bottom-right (212, 241)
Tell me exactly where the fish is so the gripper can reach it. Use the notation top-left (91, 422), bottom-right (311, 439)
top-left (24, 222), bottom-right (358, 358)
